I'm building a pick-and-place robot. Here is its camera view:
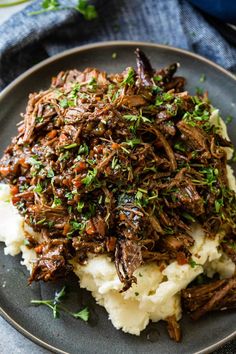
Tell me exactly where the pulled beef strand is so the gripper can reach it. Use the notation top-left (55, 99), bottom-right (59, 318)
top-left (166, 315), bottom-right (182, 342)
top-left (0, 49), bottom-right (236, 340)
top-left (135, 48), bottom-right (153, 87)
top-left (182, 277), bottom-right (236, 320)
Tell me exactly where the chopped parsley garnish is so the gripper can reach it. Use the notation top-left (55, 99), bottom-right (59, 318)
top-left (215, 199), bottom-right (223, 213)
top-left (59, 151), bottom-right (70, 161)
top-left (125, 138), bottom-right (141, 148)
top-left (174, 142), bottom-right (186, 152)
top-left (77, 201), bottom-right (85, 213)
top-left (188, 258), bottom-right (202, 268)
top-left (67, 220), bottom-right (86, 237)
top-left (87, 77), bottom-right (97, 90)
top-left (34, 183), bottom-right (43, 194)
top-left (153, 75), bottom-right (162, 82)
top-left (82, 169), bottom-right (97, 186)
top-left (35, 116), bottom-right (44, 124)
top-left (121, 67), bottom-right (135, 86)
top-left (52, 197), bottom-right (62, 207)
top-left (155, 92), bottom-right (174, 106)
top-left (19, 183), bottom-right (29, 193)
top-left (135, 190), bottom-right (149, 208)
top-left (36, 218), bottom-right (47, 225)
top-left (111, 157), bottom-right (120, 170)
top-left (47, 168), bottom-right (55, 178)
top-left (231, 150), bottom-right (236, 163)
top-left (28, 157), bottom-right (43, 167)
top-left (65, 192), bottom-right (74, 200)
top-left (164, 227), bottom-right (174, 235)
top-left (123, 113), bottom-right (151, 126)
top-left (200, 167), bottom-right (218, 188)
top-left (59, 99), bottom-right (69, 108)
top-left (183, 102), bottom-right (210, 130)
top-left (226, 115), bottom-right (233, 124)
top-left (78, 143), bottom-right (89, 155)
top-left (182, 212), bottom-right (196, 223)
top-left (195, 86), bottom-right (204, 95)
top-left (63, 143), bottom-right (78, 149)
top-left (23, 239), bottom-right (31, 246)
top-left (229, 242), bottom-right (236, 251)
top-left (199, 74), bottom-right (206, 83)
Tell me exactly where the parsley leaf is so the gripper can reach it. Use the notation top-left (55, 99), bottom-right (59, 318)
top-left (31, 286), bottom-right (89, 321)
top-left (52, 197), bottom-right (62, 208)
top-left (28, 157), bottom-right (43, 167)
top-left (199, 74), bottom-right (206, 83)
top-left (63, 143), bottom-right (78, 149)
top-left (82, 169), bottom-right (97, 186)
top-left (123, 113), bottom-right (151, 125)
top-left (59, 98), bottom-right (69, 108)
top-left (125, 138), bottom-right (141, 148)
top-left (47, 168), bottom-right (55, 178)
top-left (72, 307), bottom-right (89, 321)
top-left (174, 142), bottom-right (186, 152)
top-left (77, 201), bottom-right (84, 213)
top-left (35, 116), bottom-right (44, 124)
top-left (215, 199), bottom-right (224, 213)
top-left (121, 67), bottom-right (135, 86)
top-left (78, 143), bottom-right (89, 155)
top-left (195, 86), bottom-right (204, 95)
top-left (75, 0), bottom-right (97, 20)
top-left (188, 258), bottom-right (202, 268)
top-left (34, 183), bottom-right (43, 194)
top-left (226, 115), bottom-right (233, 125)
top-left (182, 212), bottom-right (196, 223)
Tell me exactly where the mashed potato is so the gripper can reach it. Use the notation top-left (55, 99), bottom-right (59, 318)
top-left (0, 184), bottom-right (235, 335)
top-left (0, 110), bottom-right (235, 335)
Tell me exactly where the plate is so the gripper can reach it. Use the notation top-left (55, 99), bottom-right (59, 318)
top-left (0, 41), bottom-right (236, 354)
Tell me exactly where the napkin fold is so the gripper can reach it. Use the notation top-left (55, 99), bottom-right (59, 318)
top-left (0, 0), bottom-right (236, 91)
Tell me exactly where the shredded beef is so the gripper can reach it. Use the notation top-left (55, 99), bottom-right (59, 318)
top-left (0, 49), bottom-right (235, 310)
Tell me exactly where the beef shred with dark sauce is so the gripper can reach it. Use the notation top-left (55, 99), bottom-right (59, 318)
top-left (0, 49), bottom-right (236, 340)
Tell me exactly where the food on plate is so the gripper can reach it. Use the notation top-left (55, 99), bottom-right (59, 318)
top-left (0, 49), bottom-right (236, 341)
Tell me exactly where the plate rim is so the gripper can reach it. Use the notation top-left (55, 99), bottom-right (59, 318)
top-left (1, 40), bottom-right (236, 102)
top-left (0, 40), bottom-right (236, 354)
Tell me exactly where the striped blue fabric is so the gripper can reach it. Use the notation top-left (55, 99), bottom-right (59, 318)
top-left (0, 0), bottom-right (236, 91)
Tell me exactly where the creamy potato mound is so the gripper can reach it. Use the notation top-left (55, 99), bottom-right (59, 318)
top-left (0, 110), bottom-right (235, 335)
top-left (0, 188), bottom-right (235, 335)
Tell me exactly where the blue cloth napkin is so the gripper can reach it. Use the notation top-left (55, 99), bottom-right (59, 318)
top-left (0, 1), bottom-right (235, 353)
top-left (0, 0), bottom-right (236, 91)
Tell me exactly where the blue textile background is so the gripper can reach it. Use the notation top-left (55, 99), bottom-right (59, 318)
top-left (0, 0), bottom-right (235, 353)
top-left (0, 0), bottom-right (236, 91)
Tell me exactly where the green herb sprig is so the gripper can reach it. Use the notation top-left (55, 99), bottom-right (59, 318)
top-left (121, 67), bottom-right (135, 86)
top-left (188, 258), bottom-right (203, 268)
top-left (29, 0), bottom-right (97, 20)
top-left (31, 286), bottom-right (89, 321)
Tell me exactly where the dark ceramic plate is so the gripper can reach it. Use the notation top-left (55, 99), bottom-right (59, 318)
top-left (0, 41), bottom-right (236, 354)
